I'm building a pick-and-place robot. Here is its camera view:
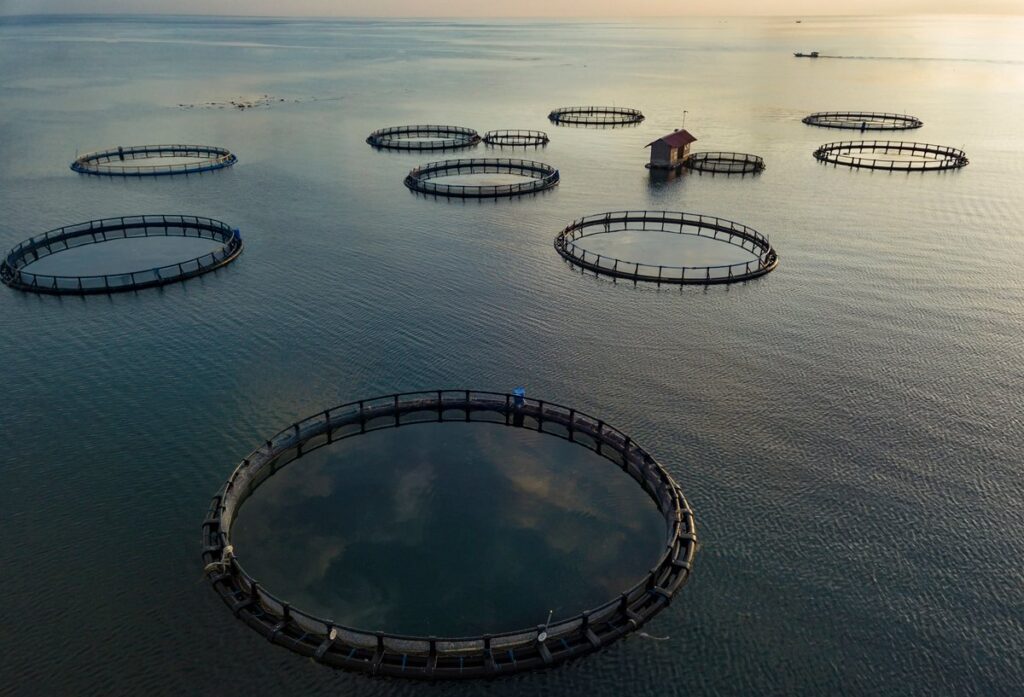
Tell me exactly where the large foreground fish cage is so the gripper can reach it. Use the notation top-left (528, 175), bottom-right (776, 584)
top-left (0, 215), bottom-right (243, 295)
top-left (70, 144), bottom-right (237, 176)
top-left (548, 106), bottom-right (645, 127)
top-left (404, 158), bottom-right (560, 198)
top-left (366, 125), bottom-right (481, 151)
top-left (802, 111), bottom-right (923, 131)
top-left (683, 152), bottom-right (765, 175)
top-left (483, 130), bottom-right (550, 147)
top-left (813, 140), bottom-right (969, 171)
top-left (202, 390), bottom-right (697, 680)
top-left (554, 210), bottom-right (778, 285)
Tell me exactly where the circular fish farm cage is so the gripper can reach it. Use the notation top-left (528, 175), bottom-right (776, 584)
top-left (366, 125), bottom-right (481, 151)
top-left (554, 210), bottom-right (778, 285)
top-left (813, 140), bottom-right (969, 171)
top-left (404, 158), bottom-right (560, 198)
top-left (70, 144), bottom-right (237, 176)
top-left (548, 106), bottom-right (645, 127)
top-left (202, 390), bottom-right (697, 680)
top-left (0, 215), bottom-right (243, 295)
top-left (682, 152), bottom-right (765, 175)
top-left (802, 111), bottom-right (923, 131)
top-left (482, 130), bottom-right (550, 147)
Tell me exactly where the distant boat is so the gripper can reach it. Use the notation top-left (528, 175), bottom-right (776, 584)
top-left (794, 51), bottom-right (820, 58)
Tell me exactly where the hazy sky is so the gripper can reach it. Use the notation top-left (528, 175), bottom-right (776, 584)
top-left (1, 0), bottom-right (1022, 17)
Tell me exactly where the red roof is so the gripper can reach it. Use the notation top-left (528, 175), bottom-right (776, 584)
top-left (646, 129), bottom-right (697, 148)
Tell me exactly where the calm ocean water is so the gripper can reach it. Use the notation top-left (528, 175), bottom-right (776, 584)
top-left (1, 13), bottom-right (1022, 696)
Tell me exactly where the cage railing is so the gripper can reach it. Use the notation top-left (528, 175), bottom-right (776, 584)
top-left (802, 111), bottom-right (923, 130)
top-left (405, 158), bottom-right (560, 198)
top-left (553, 210), bottom-right (778, 285)
top-left (548, 106), bottom-right (645, 125)
top-left (1, 215), bottom-right (242, 295)
top-left (482, 130), bottom-right (550, 146)
top-left (70, 144), bottom-right (237, 176)
top-left (203, 390), bottom-right (696, 678)
top-left (813, 140), bottom-right (969, 171)
top-left (367, 125), bottom-right (481, 150)
top-left (683, 152), bottom-right (766, 174)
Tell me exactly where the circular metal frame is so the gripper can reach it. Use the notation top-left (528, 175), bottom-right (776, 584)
top-left (404, 158), bottom-right (560, 198)
top-left (554, 210), bottom-right (778, 285)
top-left (70, 144), bottom-right (237, 176)
top-left (1, 215), bottom-right (243, 295)
top-left (548, 106), bottom-right (644, 127)
top-left (803, 111), bottom-right (923, 131)
top-left (813, 140), bottom-right (969, 171)
top-left (366, 125), bottom-right (481, 151)
top-left (202, 390), bottom-right (697, 680)
top-left (482, 130), bottom-right (550, 147)
top-left (682, 152), bottom-right (765, 175)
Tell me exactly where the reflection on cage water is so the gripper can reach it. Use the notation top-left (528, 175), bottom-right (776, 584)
top-left (203, 390), bottom-right (697, 680)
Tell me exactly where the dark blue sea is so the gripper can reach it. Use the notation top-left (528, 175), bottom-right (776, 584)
top-left (1, 13), bottom-right (1022, 696)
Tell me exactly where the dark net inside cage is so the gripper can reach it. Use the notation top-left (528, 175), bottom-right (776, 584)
top-left (201, 390), bottom-right (697, 680)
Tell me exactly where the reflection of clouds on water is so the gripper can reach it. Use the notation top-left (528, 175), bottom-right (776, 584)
top-left (255, 452), bottom-right (337, 505)
top-left (231, 422), bottom-right (663, 634)
top-left (480, 427), bottom-right (646, 530)
top-left (393, 461), bottom-right (435, 525)
top-left (461, 427), bottom-right (661, 600)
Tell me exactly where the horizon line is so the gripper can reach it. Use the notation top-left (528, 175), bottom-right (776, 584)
top-left (2, 11), bottom-right (1022, 19)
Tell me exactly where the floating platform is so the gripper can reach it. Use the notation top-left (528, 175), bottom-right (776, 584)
top-left (548, 106), bottom-right (644, 127)
top-left (681, 151), bottom-right (765, 175)
top-left (813, 140), bottom-right (969, 171)
top-left (482, 130), bottom-right (550, 147)
top-left (366, 125), bottom-right (481, 151)
top-left (554, 210), bottom-right (778, 285)
top-left (404, 158), bottom-right (560, 198)
top-left (202, 390), bottom-right (697, 680)
top-left (803, 111), bottom-right (923, 131)
top-left (0, 215), bottom-right (243, 295)
top-left (70, 144), bottom-right (237, 176)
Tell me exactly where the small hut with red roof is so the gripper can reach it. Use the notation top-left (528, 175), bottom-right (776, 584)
top-left (646, 129), bottom-right (697, 169)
